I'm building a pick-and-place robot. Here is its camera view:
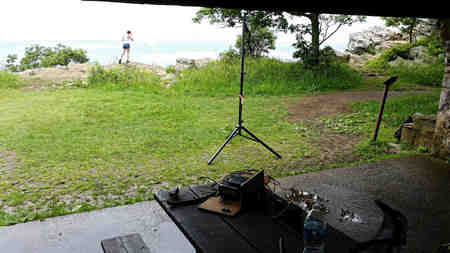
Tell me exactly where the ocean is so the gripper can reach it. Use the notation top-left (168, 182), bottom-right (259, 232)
top-left (0, 40), bottom-right (296, 69)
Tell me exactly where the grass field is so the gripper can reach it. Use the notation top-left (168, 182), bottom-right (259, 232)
top-left (0, 61), bottom-right (442, 225)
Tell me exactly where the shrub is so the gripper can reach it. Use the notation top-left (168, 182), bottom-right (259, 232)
top-left (172, 57), bottom-right (363, 96)
top-left (365, 41), bottom-right (444, 87)
top-left (415, 34), bottom-right (443, 58)
top-left (0, 71), bottom-right (23, 89)
top-left (387, 62), bottom-right (444, 87)
top-left (87, 64), bottom-right (161, 91)
top-left (7, 44), bottom-right (89, 72)
top-left (365, 43), bottom-right (413, 72)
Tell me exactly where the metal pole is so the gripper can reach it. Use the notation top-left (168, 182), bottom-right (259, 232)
top-left (207, 10), bottom-right (281, 164)
top-left (238, 11), bottom-right (246, 134)
top-left (372, 76), bottom-right (397, 142)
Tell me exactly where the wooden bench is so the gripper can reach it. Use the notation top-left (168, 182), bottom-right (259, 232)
top-left (101, 233), bottom-right (150, 253)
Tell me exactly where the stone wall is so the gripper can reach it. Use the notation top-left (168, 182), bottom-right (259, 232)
top-left (402, 114), bottom-right (436, 151)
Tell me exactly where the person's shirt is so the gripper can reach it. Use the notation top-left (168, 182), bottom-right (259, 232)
top-left (122, 34), bottom-right (133, 44)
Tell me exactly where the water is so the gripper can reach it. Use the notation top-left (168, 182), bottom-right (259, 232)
top-left (0, 40), bottom-right (295, 69)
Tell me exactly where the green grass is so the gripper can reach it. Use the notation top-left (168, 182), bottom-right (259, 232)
top-left (386, 63), bottom-right (444, 87)
top-left (349, 90), bottom-right (441, 160)
top-left (86, 64), bottom-right (162, 91)
top-left (0, 71), bottom-right (24, 89)
top-left (350, 90), bottom-right (441, 127)
top-left (364, 42), bottom-right (444, 87)
top-left (0, 86), bottom-right (317, 225)
top-left (172, 57), bottom-right (364, 96)
top-left (0, 59), bottom-right (442, 225)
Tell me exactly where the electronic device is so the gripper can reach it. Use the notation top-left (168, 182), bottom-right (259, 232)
top-left (199, 170), bottom-right (265, 216)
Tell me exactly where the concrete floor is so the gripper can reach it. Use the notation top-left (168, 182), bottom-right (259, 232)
top-left (0, 155), bottom-right (448, 253)
top-left (0, 201), bottom-right (195, 253)
top-left (279, 155), bottom-right (450, 253)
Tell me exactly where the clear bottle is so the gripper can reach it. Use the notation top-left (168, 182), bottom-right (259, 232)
top-left (303, 204), bottom-right (328, 253)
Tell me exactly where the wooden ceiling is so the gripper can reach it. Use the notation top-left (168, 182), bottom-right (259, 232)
top-left (82, 0), bottom-right (449, 19)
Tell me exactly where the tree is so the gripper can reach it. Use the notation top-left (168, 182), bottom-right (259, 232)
top-left (193, 9), bottom-right (286, 58)
top-left (17, 44), bottom-right (89, 71)
top-left (288, 13), bottom-right (366, 66)
top-left (382, 17), bottom-right (426, 44)
top-left (235, 26), bottom-right (276, 57)
top-left (193, 9), bottom-right (365, 66)
top-left (5, 54), bottom-right (18, 72)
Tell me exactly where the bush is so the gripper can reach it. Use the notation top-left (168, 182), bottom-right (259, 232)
top-left (6, 44), bottom-right (89, 72)
top-left (0, 71), bottom-right (23, 89)
top-left (365, 43), bottom-right (413, 72)
top-left (415, 34), bottom-right (444, 58)
top-left (387, 62), bottom-right (444, 87)
top-left (86, 64), bottom-right (161, 91)
top-left (172, 57), bottom-right (364, 96)
top-left (365, 41), bottom-right (444, 87)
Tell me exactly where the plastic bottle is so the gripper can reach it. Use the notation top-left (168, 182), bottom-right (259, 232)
top-left (303, 204), bottom-right (328, 253)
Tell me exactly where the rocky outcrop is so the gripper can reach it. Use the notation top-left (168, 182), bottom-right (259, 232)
top-left (15, 57), bottom-right (214, 88)
top-left (172, 58), bottom-right (213, 72)
top-left (345, 25), bottom-right (442, 71)
top-left (347, 26), bottom-right (406, 55)
top-left (18, 63), bottom-right (90, 83)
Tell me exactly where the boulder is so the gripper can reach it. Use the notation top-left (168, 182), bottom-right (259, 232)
top-left (409, 46), bottom-right (437, 64)
top-left (347, 26), bottom-right (405, 55)
top-left (173, 57), bottom-right (213, 72)
top-left (388, 57), bottom-right (411, 67)
top-left (374, 40), bottom-right (408, 52)
top-left (410, 46), bottom-right (428, 59)
top-left (348, 53), bottom-right (376, 68)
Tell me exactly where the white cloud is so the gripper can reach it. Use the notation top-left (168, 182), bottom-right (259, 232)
top-left (1, 2), bottom-right (386, 65)
top-left (1, 0), bottom-right (240, 44)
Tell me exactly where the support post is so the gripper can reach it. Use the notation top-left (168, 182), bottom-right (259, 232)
top-left (433, 19), bottom-right (450, 159)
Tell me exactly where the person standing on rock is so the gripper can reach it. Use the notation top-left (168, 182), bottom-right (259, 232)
top-left (119, 30), bottom-right (134, 64)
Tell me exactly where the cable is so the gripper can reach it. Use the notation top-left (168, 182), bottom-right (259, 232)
top-left (197, 176), bottom-right (220, 186)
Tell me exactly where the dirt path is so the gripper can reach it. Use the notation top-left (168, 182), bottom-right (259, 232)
top-left (285, 90), bottom-right (415, 121)
top-left (283, 89), bottom-right (428, 169)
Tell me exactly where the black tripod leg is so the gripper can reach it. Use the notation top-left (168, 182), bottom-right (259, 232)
top-left (208, 127), bottom-right (241, 165)
top-left (241, 126), bottom-right (282, 159)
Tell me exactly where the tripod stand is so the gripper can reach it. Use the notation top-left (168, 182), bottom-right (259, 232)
top-left (207, 12), bottom-right (282, 165)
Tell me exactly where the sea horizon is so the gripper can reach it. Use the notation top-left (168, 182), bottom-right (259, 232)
top-left (0, 40), bottom-right (299, 69)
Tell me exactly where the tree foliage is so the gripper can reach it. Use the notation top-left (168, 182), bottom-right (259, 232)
top-left (193, 8), bottom-right (365, 66)
top-left (235, 26), bottom-right (277, 57)
top-left (6, 44), bottom-right (89, 72)
top-left (5, 54), bottom-right (19, 72)
top-left (381, 17), bottom-right (429, 43)
top-left (193, 9), bottom-right (286, 58)
top-left (288, 13), bottom-right (366, 66)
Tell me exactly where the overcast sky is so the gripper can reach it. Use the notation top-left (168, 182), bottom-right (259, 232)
top-left (1, 0), bottom-right (386, 65)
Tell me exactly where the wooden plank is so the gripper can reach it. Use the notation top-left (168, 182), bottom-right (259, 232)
top-left (101, 233), bottom-right (150, 253)
top-left (155, 190), bottom-right (260, 253)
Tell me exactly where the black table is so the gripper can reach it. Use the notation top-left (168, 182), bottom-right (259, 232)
top-left (154, 184), bottom-right (384, 253)
top-left (286, 184), bottom-right (384, 244)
